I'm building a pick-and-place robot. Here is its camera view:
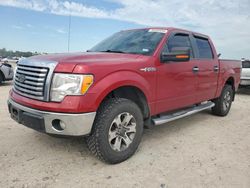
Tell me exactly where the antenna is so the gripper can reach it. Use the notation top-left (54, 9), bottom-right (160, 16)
top-left (67, 13), bottom-right (71, 52)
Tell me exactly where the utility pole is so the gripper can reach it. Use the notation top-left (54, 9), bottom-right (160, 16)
top-left (67, 13), bottom-right (71, 52)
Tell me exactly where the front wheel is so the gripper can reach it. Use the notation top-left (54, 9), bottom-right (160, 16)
top-left (87, 98), bottom-right (143, 164)
top-left (212, 84), bottom-right (234, 116)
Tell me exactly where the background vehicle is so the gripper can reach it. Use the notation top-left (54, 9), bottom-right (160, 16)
top-left (0, 62), bottom-right (14, 84)
top-left (7, 27), bottom-right (241, 164)
top-left (240, 59), bottom-right (250, 86)
top-left (1, 58), bottom-right (8, 63)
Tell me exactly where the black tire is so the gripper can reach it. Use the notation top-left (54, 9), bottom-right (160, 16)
top-left (87, 98), bottom-right (143, 164)
top-left (0, 72), bottom-right (3, 84)
top-left (212, 84), bottom-right (234, 116)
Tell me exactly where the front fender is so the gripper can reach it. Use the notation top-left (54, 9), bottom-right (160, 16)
top-left (89, 70), bottom-right (153, 109)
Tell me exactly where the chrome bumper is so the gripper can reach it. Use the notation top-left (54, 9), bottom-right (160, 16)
top-left (240, 78), bottom-right (250, 86)
top-left (8, 99), bottom-right (96, 136)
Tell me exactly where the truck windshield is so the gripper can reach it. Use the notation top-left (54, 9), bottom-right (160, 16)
top-left (89, 29), bottom-right (165, 56)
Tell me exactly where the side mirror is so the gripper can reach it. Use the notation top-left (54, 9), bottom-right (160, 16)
top-left (161, 47), bottom-right (190, 62)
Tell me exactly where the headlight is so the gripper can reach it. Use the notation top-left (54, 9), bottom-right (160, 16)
top-left (50, 73), bottom-right (94, 102)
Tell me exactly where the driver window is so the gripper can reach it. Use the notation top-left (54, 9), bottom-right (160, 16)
top-left (163, 34), bottom-right (193, 58)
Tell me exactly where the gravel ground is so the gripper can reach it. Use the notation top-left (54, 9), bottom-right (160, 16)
top-left (0, 83), bottom-right (250, 188)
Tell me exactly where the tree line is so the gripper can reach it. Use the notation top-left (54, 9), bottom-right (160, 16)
top-left (0, 48), bottom-right (41, 58)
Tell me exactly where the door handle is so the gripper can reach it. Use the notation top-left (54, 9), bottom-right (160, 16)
top-left (192, 66), bottom-right (199, 73)
top-left (214, 65), bottom-right (219, 72)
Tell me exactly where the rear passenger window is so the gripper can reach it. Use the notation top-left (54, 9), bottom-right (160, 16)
top-left (194, 37), bottom-right (213, 59)
top-left (164, 34), bottom-right (193, 58)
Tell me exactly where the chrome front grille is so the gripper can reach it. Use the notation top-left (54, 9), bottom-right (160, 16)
top-left (14, 64), bottom-right (49, 100)
top-left (13, 59), bottom-right (58, 101)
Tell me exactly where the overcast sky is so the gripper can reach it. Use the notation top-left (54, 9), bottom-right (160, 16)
top-left (0, 0), bottom-right (249, 59)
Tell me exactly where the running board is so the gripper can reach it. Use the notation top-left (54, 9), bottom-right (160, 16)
top-left (152, 102), bottom-right (215, 126)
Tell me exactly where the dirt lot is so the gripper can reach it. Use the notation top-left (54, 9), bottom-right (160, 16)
top-left (0, 83), bottom-right (249, 188)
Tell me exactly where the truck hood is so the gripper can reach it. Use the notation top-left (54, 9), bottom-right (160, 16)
top-left (28, 52), bottom-right (144, 72)
top-left (30, 52), bottom-right (142, 63)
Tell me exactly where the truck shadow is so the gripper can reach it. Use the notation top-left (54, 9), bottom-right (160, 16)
top-left (34, 132), bottom-right (93, 160)
top-left (142, 109), bottom-right (213, 142)
top-left (35, 109), bottom-right (214, 163)
top-left (237, 86), bottom-right (250, 95)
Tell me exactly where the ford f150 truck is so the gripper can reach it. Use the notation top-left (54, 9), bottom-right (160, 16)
top-left (7, 27), bottom-right (241, 164)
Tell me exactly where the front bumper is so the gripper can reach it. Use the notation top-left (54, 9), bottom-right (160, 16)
top-left (8, 99), bottom-right (96, 136)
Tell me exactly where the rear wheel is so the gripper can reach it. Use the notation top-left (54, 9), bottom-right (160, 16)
top-left (87, 98), bottom-right (143, 164)
top-left (212, 85), bottom-right (233, 116)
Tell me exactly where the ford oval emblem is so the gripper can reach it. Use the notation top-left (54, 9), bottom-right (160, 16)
top-left (18, 74), bottom-right (26, 83)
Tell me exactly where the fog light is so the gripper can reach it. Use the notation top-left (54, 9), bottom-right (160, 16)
top-left (59, 120), bottom-right (66, 130)
top-left (52, 119), bottom-right (66, 131)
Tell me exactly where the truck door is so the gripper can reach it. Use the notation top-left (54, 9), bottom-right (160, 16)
top-left (155, 33), bottom-right (198, 114)
top-left (191, 35), bottom-right (219, 102)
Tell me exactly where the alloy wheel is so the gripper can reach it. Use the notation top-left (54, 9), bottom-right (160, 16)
top-left (108, 112), bottom-right (137, 152)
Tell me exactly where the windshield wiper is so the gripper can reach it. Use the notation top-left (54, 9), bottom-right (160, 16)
top-left (100, 50), bottom-right (125, 53)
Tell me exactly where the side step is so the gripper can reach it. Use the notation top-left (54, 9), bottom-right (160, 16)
top-left (152, 101), bottom-right (215, 126)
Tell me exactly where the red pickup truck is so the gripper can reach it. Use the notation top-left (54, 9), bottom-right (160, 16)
top-left (8, 27), bottom-right (241, 164)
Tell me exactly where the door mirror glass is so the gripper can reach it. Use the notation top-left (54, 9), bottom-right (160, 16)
top-left (161, 47), bottom-right (191, 62)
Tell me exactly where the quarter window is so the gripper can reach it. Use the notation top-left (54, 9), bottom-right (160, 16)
top-left (194, 37), bottom-right (213, 59)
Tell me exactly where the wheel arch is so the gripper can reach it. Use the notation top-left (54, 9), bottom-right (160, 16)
top-left (98, 85), bottom-right (151, 120)
top-left (225, 76), bottom-right (235, 89)
top-left (91, 70), bottom-right (153, 119)
top-left (225, 76), bottom-right (235, 101)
